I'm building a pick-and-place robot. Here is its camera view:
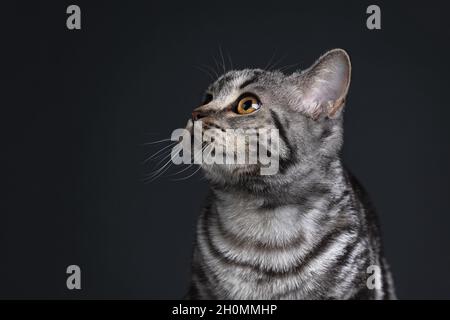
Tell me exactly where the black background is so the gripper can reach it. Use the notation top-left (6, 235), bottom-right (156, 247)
top-left (3, 0), bottom-right (450, 299)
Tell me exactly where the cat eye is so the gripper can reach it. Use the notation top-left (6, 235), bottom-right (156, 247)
top-left (235, 95), bottom-right (261, 115)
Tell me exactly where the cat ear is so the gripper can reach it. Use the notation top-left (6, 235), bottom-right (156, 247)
top-left (298, 49), bottom-right (351, 119)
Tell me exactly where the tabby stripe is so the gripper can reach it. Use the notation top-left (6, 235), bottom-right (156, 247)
top-left (239, 74), bottom-right (260, 89)
top-left (201, 208), bottom-right (357, 278)
top-left (213, 206), bottom-right (306, 251)
top-left (326, 189), bottom-right (351, 212)
top-left (282, 225), bottom-right (357, 276)
top-left (379, 258), bottom-right (389, 300)
top-left (269, 110), bottom-right (296, 173)
top-left (341, 247), bottom-right (371, 297)
top-left (191, 263), bottom-right (218, 299)
top-left (186, 281), bottom-right (200, 299)
top-left (324, 232), bottom-right (363, 295)
top-left (200, 210), bottom-right (257, 271)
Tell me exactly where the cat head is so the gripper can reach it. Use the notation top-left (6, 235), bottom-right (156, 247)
top-left (187, 49), bottom-right (351, 188)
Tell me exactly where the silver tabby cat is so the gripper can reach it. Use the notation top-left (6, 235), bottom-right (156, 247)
top-left (185, 49), bottom-right (396, 299)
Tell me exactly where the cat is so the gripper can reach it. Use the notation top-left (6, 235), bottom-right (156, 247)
top-left (184, 49), bottom-right (396, 299)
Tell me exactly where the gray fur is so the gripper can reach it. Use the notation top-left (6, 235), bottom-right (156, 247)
top-left (186, 49), bottom-right (396, 300)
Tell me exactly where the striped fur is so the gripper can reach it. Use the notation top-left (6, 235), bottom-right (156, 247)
top-left (188, 165), bottom-right (395, 299)
top-left (186, 49), bottom-right (396, 299)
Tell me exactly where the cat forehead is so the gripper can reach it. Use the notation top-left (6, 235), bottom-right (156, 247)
top-left (208, 69), bottom-right (283, 95)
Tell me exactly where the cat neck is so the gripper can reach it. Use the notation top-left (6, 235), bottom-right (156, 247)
top-left (205, 159), bottom-right (355, 248)
top-left (208, 158), bottom-right (347, 207)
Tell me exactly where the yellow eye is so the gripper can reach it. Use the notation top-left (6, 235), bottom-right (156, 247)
top-left (236, 96), bottom-right (261, 114)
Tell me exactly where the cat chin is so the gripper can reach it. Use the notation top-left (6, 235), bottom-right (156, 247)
top-left (201, 163), bottom-right (261, 179)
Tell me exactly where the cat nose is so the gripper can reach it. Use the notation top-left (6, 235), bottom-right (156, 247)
top-left (192, 110), bottom-right (209, 121)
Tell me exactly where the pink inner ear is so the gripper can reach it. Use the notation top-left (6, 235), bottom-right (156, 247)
top-left (301, 50), bottom-right (351, 117)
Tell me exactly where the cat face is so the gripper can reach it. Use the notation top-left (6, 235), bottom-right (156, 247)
top-left (188, 49), bottom-right (351, 185)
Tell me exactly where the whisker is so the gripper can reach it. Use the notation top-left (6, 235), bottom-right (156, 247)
top-left (264, 50), bottom-right (278, 70)
top-left (194, 65), bottom-right (214, 80)
top-left (144, 144), bottom-right (183, 182)
top-left (201, 143), bottom-right (214, 165)
top-left (269, 53), bottom-right (288, 71)
top-left (147, 143), bottom-right (181, 170)
top-left (170, 163), bottom-right (194, 177)
top-left (171, 165), bottom-right (203, 181)
top-left (201, 63), bottom-right (219, 79)
top-left (171, 143), bottom-right (213, 181)
top-left (142, 141), bottom-right (177, 164)
top-left (212, 55), bottom-right (221, 76)
top-left (149, 148), bottom-right (175, 163)
top-left (153, 144), bottom-right (181, 167)
top-left (141, 138), bottom-right (173, 146)
top-left (145, 161), bottom-right (173, 182)
top-left (219, 45), bottom-right (226, 73)
top-left (170, 143), bottom-right (209, 177)
top-left (227, 51), bottom-right (234, 70)
top-left (279, 62), bottom-right (301, 73)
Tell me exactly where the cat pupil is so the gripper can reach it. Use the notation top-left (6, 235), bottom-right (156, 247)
top-left (243, 101), bottom-right (252, 110)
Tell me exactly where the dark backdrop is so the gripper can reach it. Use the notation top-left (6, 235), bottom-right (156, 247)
top-left (3, 0), bottom-right (450, 299)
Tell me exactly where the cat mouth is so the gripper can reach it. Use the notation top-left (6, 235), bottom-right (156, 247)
top-left (184, 118), bottom-right (279, 176)
top-left (202, 121), bottom-right (226, 132)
